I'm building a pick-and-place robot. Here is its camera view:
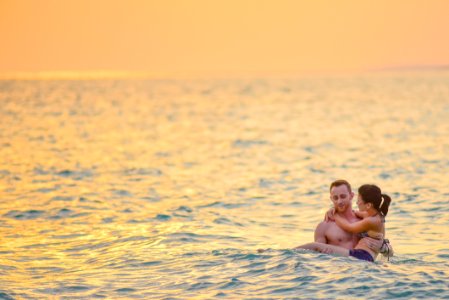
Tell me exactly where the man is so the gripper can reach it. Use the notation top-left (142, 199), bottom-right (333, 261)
top-left (314, 179), bottom-right (360, 250)
top-left (313, 179), bottom-right (393, 258)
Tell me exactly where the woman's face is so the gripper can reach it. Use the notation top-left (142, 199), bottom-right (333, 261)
top-left (357, 194), bottom-right (368, 211)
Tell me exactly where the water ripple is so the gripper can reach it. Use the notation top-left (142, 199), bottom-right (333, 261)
top-left (2, 75), bottom-right (449, 299)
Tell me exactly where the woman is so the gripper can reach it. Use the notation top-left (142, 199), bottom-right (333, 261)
top-left (295, 184), bottom-right (391, 262)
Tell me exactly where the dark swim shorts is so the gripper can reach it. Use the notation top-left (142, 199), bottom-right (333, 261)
top-left (349, 249), bottom-right (374, 262)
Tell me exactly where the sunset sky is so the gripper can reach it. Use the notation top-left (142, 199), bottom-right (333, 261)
top-left (1, 0), bottom-right (448, 77)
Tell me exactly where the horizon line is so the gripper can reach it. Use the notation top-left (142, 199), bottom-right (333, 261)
top-left (1, 64), bottom-right (448, 80)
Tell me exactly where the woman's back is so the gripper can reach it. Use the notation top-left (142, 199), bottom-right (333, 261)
top-left (355, 214), bottom-right (385, 259)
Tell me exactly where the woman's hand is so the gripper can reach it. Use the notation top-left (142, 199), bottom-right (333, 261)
top-left (333, 213), bottom-right (343, 222)
top-left (324, 208), bottom-right (336, 222)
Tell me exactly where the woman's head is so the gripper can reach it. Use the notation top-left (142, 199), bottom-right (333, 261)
top-left (358, 184), bottom-right (391, 216)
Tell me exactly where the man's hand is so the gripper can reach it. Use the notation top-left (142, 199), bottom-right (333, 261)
top-left (360, 234), bottom-right (394, 259)
top-left (320, 247), bottom-right (334, 254)
top-left (364, 237), bottom-right (384, 252)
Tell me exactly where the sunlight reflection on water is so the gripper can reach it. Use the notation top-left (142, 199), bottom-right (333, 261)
top-left (0, 72), bottom-right (449, 298)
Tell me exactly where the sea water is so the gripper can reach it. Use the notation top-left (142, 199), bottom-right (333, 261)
top-left (0, 71), bottom-right (448, 299)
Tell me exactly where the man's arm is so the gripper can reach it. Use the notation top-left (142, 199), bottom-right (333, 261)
top-left (364, 237), bottom-right (394, 258)
top-left (314, 221), bottom-right (328, 243)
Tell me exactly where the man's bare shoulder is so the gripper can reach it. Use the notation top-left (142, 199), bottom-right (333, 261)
top-left (315, 220), bottom-right (332, 231)
top-left (314, 220), bottom-right (331, 243)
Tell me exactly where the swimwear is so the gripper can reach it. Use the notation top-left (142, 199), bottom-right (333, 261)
top-left (380, 239), bottom-right (393, 260)
top-left (349, 249), bottom-right (374, 262)
top-left (358, 231), bottom-right (370, 238)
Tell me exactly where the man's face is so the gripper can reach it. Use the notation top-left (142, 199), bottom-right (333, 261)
top-left (330, 184), bottom-right (353, 213)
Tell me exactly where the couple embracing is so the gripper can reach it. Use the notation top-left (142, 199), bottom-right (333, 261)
top-left (295, 179), bottom-right (393, 262)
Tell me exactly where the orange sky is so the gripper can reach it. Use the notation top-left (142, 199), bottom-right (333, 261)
top-left (1, 0), bottom-right (448, 76)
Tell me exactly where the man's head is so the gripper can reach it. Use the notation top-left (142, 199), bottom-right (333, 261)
top-left (329, 179), bottom-right (354, 213)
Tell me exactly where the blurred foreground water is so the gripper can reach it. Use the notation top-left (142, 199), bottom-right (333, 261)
top-left (0, 71), bottom-right (448, 299)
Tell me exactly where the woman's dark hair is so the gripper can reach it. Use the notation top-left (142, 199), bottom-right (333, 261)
top-left (358, 184), bottom-right (391, 216)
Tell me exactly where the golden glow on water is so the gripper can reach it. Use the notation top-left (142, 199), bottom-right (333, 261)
top-left (0, 74), bottom-right (449, 297)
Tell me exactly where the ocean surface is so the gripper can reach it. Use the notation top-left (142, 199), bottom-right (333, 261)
top-left (0, 71), bottom-right (448, 299)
